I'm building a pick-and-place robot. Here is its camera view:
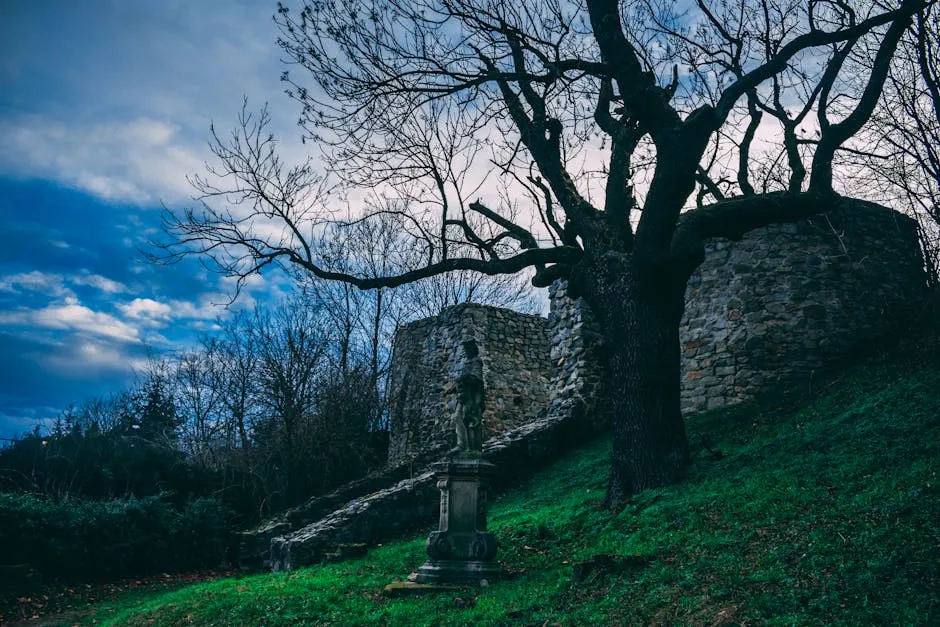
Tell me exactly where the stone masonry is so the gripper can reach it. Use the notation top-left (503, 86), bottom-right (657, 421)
top-left (546, 279), bottom-right (609, 422)
top-left (388, 201), bottom-right (928, 450)
top-left (679, 201), bottom-right (927, 412)
top-left (267, 398), bottom-right (605, 571)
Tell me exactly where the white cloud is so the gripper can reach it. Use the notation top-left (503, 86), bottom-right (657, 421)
top-left (0, 408), bottom-right (60, 438)
top-left (157, 294), bottom-right (243, 322)
top-left (77, 341), bottom-right (148, 371)
top-left (116, 293), bottom-right (250, 331)
top-left (72, 272), bottom-right (127, 294)
top-left (36, 338), bottom-right (151, 380)
top-left (0, 116), bottom-right (206, 205)
top-left (0, 271), bottom-right (73, 298)
top-left (0, 299), bottom-right (141, 344)
top-left (0, 1), bottom-right (309, 208)
top-left (33, 302), bottom-right (141, 343)
top-left (188, 320), bottom-right (223, 333)
top-left (169, 299), bottom-right (229, 320)
top-left (0, 270), bottom-right (128, 297)
top-left (118, 298), bottom-right (173, 322)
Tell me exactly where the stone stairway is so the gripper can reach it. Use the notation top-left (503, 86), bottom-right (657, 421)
top-left (237, 443), bottom-right (448, 571)
top-left (239, 396), bottom-right (606, 572)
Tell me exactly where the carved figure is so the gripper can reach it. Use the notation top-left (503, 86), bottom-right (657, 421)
top-left (454, 339), bottom-right (484, 454)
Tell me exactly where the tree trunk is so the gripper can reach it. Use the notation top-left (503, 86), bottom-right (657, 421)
top-left (575, 251), bottom-right (691, 510)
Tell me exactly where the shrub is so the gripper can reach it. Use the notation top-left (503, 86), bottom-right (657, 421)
top-left (0, 492), bottom-right (234, 581)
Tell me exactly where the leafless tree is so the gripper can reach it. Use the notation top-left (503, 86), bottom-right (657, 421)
top-left (848, 3), bottom-right (940, 283)
top-left (159, 0), bottom-right (927, 509)
top-left (70, 392), bottom-right (129, 434)
top-left (397, 257), bottom-right (541, 319)
top-left (174, 342), bottom-right (227, 467)
top-left (302, 213), bottom-right (400, 381)
top-left (213, 310), bottom-right (263, 451)
top-left (248, 297), bottom-right (329, 501)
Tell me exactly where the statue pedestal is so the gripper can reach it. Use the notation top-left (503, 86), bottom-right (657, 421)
top-left (414, 457), bottom-right (502, 584)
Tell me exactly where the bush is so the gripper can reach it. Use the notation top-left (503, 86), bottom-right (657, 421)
top-left (0, 430), bottom-right (202, 502)
top-left (0, 492), bottom-right (235, 581)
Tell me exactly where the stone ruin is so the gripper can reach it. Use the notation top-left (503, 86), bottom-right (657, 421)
top-left (679, 201), bottom-right (929, 411)
top-left (387, 200), bottom-right (930, 460)
top-left (244, 201), bottom-right (930, 571)
top-left (387, 306), bottom-right (553, 464)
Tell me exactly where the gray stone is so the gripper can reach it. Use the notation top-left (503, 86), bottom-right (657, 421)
top-left (262, 396), bottom-right (606, 572)
top-left (387, 304), bottom-right (552, 465)
top-left (679, 201), bottom-right (927, 413)
top-left (383, 582), bottom-right (462, 596)
top-left (414, 559), bottom-right (502, 585)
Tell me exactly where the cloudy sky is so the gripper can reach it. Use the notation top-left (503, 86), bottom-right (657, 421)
top-left (0, 0), bottom-right (304, 438)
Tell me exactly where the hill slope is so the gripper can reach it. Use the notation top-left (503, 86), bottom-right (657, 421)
top-left (104, 344), bottom-right (938, 625)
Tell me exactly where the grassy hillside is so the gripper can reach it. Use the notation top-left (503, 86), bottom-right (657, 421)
top-left (93, 344), bottom-right (937, 625)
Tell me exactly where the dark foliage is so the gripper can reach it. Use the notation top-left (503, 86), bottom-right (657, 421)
top-left (247, 364), bottom-right (389, 511)
top-left (0, 492), bottom-right (233, 580)
top-left (0, 429), bottom-right (193, 502)
top-left (0, 356), bottom-right (390, 583)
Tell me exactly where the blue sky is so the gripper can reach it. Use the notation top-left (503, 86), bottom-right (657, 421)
top-left (0, 0), bottom-right (303, 438)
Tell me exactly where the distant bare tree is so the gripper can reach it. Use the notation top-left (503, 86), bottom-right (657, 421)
top-left (174, 343), bottom-right (227, 467)
top-left (249, 297), bottom-right (329, 502)
top-left (400, 269), bottom-right (540, 319)
top-left (71, 392), bottom-right (129, 434)
top-left (306, 207), bottom-right (539, 412)
top-left (215, 310), bottom-right (262, 450)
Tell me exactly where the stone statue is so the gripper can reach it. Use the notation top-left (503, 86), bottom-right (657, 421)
top-left (415, 337), bottom-right (501, 585)
top-left (454, 339), bottom-right (484, 455)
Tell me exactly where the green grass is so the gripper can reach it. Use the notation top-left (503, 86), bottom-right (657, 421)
top-left (93, 346), bottom-right (937, 625)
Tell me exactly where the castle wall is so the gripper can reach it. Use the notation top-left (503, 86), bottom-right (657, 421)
top-left (544, 280), bottom-right (610, 426)
top-left (387, 202), bottom-right (928, 463)
top-left (679, 201), bottom-right (927, 412)
top-left (266, 202), bottom-right (929, 572)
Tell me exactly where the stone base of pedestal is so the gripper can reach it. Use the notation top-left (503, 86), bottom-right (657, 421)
top-left (414, 559), bottom-right (503, 585)
top-left (383, 581), bottom-right (463, 596)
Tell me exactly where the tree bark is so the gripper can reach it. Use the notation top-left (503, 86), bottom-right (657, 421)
top-left (573, 251), bottom-right (691, 510)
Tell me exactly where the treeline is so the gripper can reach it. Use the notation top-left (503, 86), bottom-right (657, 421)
top-left (0, 272), bottom-right (536, 581)
top-left (2, 296), bottom-right (388, 519)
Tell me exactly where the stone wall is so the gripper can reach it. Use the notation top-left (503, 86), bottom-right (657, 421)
top-left (545, 280), bottom-right (610, 426)
top-left (247, 298), bottom-right (610, 571)
top-left (679, 201), bottom-right (927, 412)
top-left (387, 202), bottom-right (928, 456)
top-left (387, 304), bottom-right (552, 465)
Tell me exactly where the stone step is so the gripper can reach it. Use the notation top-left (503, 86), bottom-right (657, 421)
top-left (268, 398), bottom-right (607, 571)
top-left (237, 443), bottom-right (449, 571)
